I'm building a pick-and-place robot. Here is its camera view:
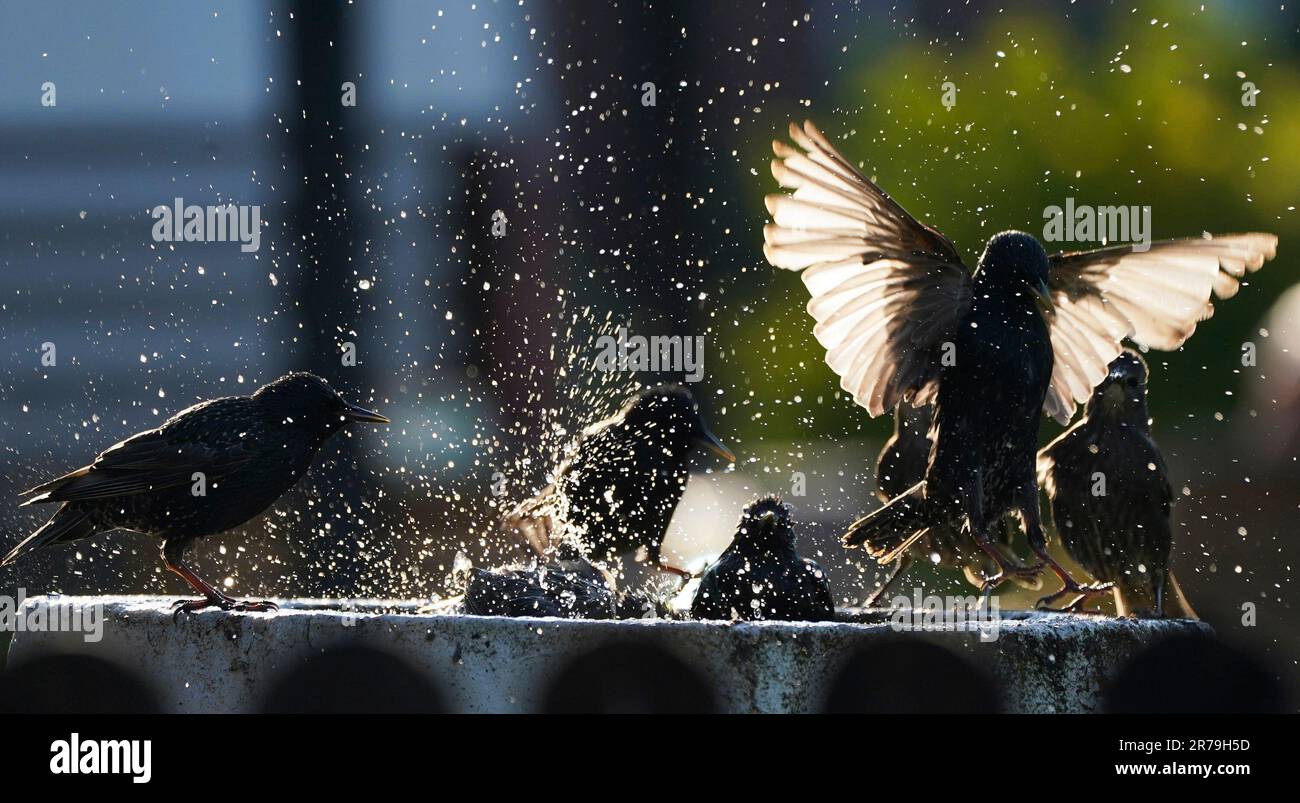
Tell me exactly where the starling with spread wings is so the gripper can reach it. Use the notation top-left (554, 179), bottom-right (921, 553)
top-left (763, 120), bottom-right (1276, 602)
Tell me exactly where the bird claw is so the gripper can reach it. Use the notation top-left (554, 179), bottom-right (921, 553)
top-left (977, 560), bottom-right (1040, 599)
top-left (171, 596), bottom-right (279, 621)
top-left (978, 573), bottom-right (1003, 607)
top-left (230, 599), bottom-right (279, 613)
top-left (1035, 581), bottom-right (1113, 612)
top-left (657, 562), bottom-right (695, 581)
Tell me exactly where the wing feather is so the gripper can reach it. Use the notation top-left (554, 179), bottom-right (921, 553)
top-left (19, 400), bottom-right (260, 503)
top-left (1042, 233), bottom-right (1278, 423)
top-left (763, 120), bottom-right (971, 417)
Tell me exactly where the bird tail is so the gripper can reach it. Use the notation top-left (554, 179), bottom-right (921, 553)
top-left (1112, 571), bottom-right (1199, 620)
top-left (842, 482), bottom-right (931, 563)
top-left (1161, 571), bottom-right (1198, 620)
top-left (18, 466), bottom-right (89, 506)
top-left (2, 504), bottom-right (97, 567)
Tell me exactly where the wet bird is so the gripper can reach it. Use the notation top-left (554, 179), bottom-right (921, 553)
top-left (867, 403), bottom-right (1039, 606)
top-left (4, 373), bottom-right (389, 615)
top-left (1037, 351), bottom-right (1197, 617)
top-left (503, 384), bottom-right (734, 578)
top-left (690, 497), bottom-right (834, 621)
top-left (763, 119), bottom-right (1276, 603)
top-left (463, 557), bottom-right (619, 619)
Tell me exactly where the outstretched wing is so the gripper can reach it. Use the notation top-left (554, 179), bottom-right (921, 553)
top-left (1043, 234), bottom-right (1278, 424)
top-left (20, 399), bottom-right (258, 504)
top-left (763, 120), bottom-right (972, 417)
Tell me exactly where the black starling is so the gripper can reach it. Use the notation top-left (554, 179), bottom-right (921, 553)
top-left (4, 372), bottom-right (388, 615)
top-left (867, 402), bottom-right (1039, 606)
top-left (690, 497), bottom-right (834, 621)
top-left (503, 384), bottom-right (733, 578)
top-left (462, 558), bottom-right (619, 619)
top-left (763, 119), bottom-right (1276, 601)
top-left (1037, 350), bottom-right (1197, 617)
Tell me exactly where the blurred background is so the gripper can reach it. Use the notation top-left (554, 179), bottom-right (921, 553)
top-left (0, 0), bottom-right (1296, 704)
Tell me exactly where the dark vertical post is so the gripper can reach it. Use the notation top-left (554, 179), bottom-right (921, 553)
top-left (283, 0), bottom-right (367, 595)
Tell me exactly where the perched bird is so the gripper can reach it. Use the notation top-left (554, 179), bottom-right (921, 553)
top-left (1037, 351), bottom-right (1197, 617)
top-left (690, 497), bottom-right (834, 621)
top-left (463, 558), bottom-right (619, 619)
top-left (867, 403), bottom-right (1039, 606)
top-left (503, 384), bottom-right (734, 578)
top-left (763, 119), bottom-right (1276, 603)
top-left (4, 373), bottom-right (388, 615)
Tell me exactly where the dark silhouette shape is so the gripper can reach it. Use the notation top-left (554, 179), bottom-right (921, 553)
top-left (6, 373), bottom-right (388, 616)
top-left (1105, 635), bottom-right (1286, 713)
top-left (823, 639), bottom-right (1000, 714)
top-left (503, 385), bottom-right (733, 578)
top-left (1038, 350), bottom-right (1196, 616)
top-left (284, 0), bottom-right (370, 597)
top-left (262, 645), bottom-right (446, 714)
top-left (463, 558), bottom-right (619, 619)
top-left (543, 642), bottom-right (716, 714)
top-left (0, 655), bottom-right (160, 714)
top-left (764, 119), bottom-right (1276, 605)
top-left (690, 496), bottom-right (834, 621)
top-left (867, 403), bottom-right (1039, 606)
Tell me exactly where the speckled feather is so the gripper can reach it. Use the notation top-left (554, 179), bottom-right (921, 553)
top-left (6, 373), bottom-right (375, 566)
top-left (1037, 352), bottom-right (1190, 616)
top-left (505, 385), bottom-right (710, 565)
top-left (691, 498), bottom-right (834, 622)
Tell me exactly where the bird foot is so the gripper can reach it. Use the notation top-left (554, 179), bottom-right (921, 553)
top-left (977, 560), bottom-right (1042, 598)
top-left (1035, 581), bottom-right (1113, 612)
top-left (978, 573), bottom-right (1004, 608)
top-left (172, 595), bottom-right (279, 621)
top-left (656, 562), bottom-right (695, 581)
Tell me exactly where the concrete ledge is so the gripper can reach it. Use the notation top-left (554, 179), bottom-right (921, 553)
top-left (2, 596), bottom-right (1211, 713)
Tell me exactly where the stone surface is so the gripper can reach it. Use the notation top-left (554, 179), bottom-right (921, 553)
top-left (3, 596), bottom-right (1211, 713)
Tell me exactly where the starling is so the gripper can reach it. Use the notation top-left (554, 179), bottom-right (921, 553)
top-left (867, 403), bottom-right (1039, 606)
top-left (690, 496), bottom-right (834, 621)
top-left (1037, 351), bottom-right (1197, 617)
top-left (503, 384), bottom-right (733, 578)
top-left (763, 119), bottom-right (1276, 602)
top-left (4, 372), bottom-right (389, 615)
top-left (462, 558), bottom-right (619, 619)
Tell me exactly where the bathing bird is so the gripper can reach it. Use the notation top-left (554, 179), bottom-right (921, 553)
top-left (763, 119), bottom-right (1276, 603)
top-left (5, 372), bottom-right (388, 616)
top-left (503, 384), bottom-right (733, 578)
top-left (463, 557), bottom-right (620, 619)
top-left (690, 496), bottom-right (834, 621)
top-left (1037, 350), bottom-right (1197, 617)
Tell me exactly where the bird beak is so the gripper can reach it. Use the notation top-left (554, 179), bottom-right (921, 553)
top-left (1031, 277), bottom-right (1054, 313)
top-left (695, 423), bottom-right (735, 463)
top-left (343, 403), bottom-right (390, 424)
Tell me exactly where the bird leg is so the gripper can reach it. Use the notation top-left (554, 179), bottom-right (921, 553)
top-left (1031, 557), bottom-right (1112, 610)
top-left (1019, 504), bottom-right (1113, 610)
top-left (969, 524), bottom-right (1042, 603)
top-left (958, 481), bottom-right (1003, 602)
top-left (865, 553), bottom-right (912, 608)
top-left (163, 541), bottom-right (278, 620)
top-left (655, 561), bottom-right (694, 580)
top-left (641, 541), bottom-right (695, 582)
